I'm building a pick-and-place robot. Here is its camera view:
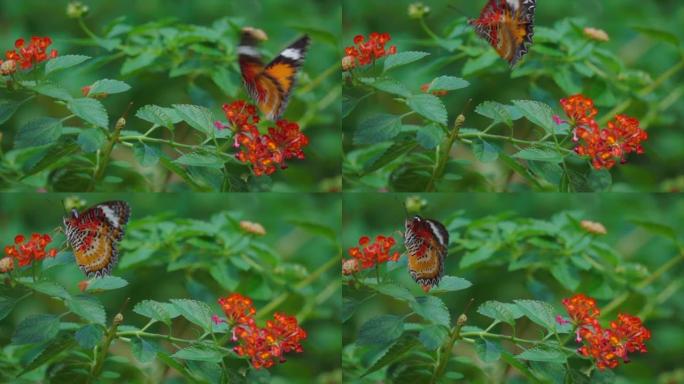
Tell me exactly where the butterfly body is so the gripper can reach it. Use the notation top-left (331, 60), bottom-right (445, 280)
top-left (405, 216), bottom-right (449, 292)
top-left (63, 201), bottom-right (130, 278)
top-left (470, 0), bottom-right (536, 66)
top-left (238, 27), bottom-right (310, 120)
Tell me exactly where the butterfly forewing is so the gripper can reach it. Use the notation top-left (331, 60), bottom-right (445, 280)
top-left (405, 216), bottom-right (449, 291)
top-left (238, 28), bottom-right (310, 120)
top-left (63, 201), bottom-right (130, 278)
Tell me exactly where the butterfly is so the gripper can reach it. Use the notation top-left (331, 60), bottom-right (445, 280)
top-left (404, 215), bottom-right (449, 293)
top-left (469, 0), bottom-right (536, 66)
top-left (62, 201), bottom-right (130, 278)
top-left (238, 27), bottom-right (310, 120)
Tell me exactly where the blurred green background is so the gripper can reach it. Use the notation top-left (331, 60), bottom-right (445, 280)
top-left (0, 193), bottom-right (341, 383)
top-left (343, 0), bottom-right (684, 191)
top-left (343, 193), bottom-right (684, 382)
top-left (0, 0), bottom-right (341, 192)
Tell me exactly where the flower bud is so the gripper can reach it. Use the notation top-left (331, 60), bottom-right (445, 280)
top-left (454, 114), bottom-right (466, 128)
top-left (341, 55), bottom-right (355, 71)
top-left (240, 220), bottom-right (266, 236)
top-left (584, 27), bottom-right (610, 42)
top-left (342, 259), bottom-right (360, 275)
top-left (114, 313), bottom-right (124, 324)
top-left (408, 2), bottom-right (431, 19)
top-left (0, 257), bottom-right (14, 273)
top-left (66, 1), bottom-right (90, 18)
top-left (456, 313), bottom-right (468, 326)
top-left (405, 195), bottom-right (427, 214)
top-left (0, 60), bottom-right (17, 76)
top-left (580, 220), bottom-right (607, 235)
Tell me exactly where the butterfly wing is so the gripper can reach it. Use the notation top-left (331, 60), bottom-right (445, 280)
top-left (470, 0), bottom-right (536, 66)
top-left (239, 28), bottom-right (310, 120)
top-left (405, 216), bottom-right (449, 291)
top-left (63, 201), bottom-right (130, 278)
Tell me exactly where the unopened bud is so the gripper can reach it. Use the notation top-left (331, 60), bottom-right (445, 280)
top-left (0, 60), bottom-right (17, 76)
top-left (114, 313), bottom-right (124, 324)
top-left (408, 2), bottom-right (431, 19)
top-left (454, 114), bottom-right (466, 128)
top-left (116, 117), bottom-right (126, 130)
top-left (66, 1), bottom-right (89, 18)
top-left (342, 56), bottom-right (355, 71)
top-left (456, 314), bottom-right (467, 326)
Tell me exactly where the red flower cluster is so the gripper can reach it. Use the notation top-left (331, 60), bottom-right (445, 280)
top-left (343, 32), bottom-right (397, 70)
top-left (420, 83), bottom-right (448, 97)
top-left (346, 235), bottom-right (400, 270)
top-left (560, 95), bottom-right (647, 170)
top-left (1, 37), bottom-right (58, 73)
top-left (217, 293), bottom-right (306, 370)
top-left (218, 100), bottom-right (309, 176)
top-left (4, 233), bottom-right (58, 267)
top-left (562, 294), bottom-right (651, 370)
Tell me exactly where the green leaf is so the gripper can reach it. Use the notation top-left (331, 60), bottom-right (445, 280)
top-left (45, 55), bottom-right (90, 74)
top-left (159, 156), bottom-right (208, 191)
top-left (462, 51), bottom-right (499, 77)
top-left (354, 114), bottom-right (401, 144)
top-left (133, 300), bottom-right (176, 326)
top-left (630, 219), bottom-right (677, 241)
top-left (131, 338), bottom-right (159, 363)
top-left (172, 346), bottom-right (223, 363)
top-left (460, 243), bottom-right (498, 268)
top-left (499, 152), bottom-right (543, 189)
top-left (416, 124), bottom-right (444, 149)
top-left (24, 143), bottom-right (80, 176)
top-left (170, 299), bottom-right (213, 332)
top-left (0, 99), bottom-right (21, 124)
top-left (157, 352), bottom-right (195, 381)
top-left (430, 276), bottom-right (472, 293)
top-left (77, 128), bottom-right (106, 153)
top-left (427, 76), bottom-right (469, 92)
top-left (475, 101), bottom-right (513, 128)
top-left (68, 98), bottom-right (109, 128)
top-left (133, 143), bottom-right (161, 167)
top-left (209, 263), bottom-right (239, 291)
top-left (68, 295), bottom-right (106, 325)
top-left (513, 148), bottom-right (563, 163)
top-left (475, 339), bottom-right (502, 362)
top-left (31, 83), bottom-right (73, 100)
top-left (552, 69), bottom-right (581, 94)
top-left (407, 94), bottom-right (447, 125)
top-left (550, 262), bottom-right (580, 291)
top-left (27, 281), bottom-right (71, 300)
top-left (121, 51), bottom-right (158, 75)
top-left (383, 51), bottom-right (430, 71)
top-left (364, 335), bottom-right (420, 376)
top-left (512, 100), bottom-right (561, 135)
top-left (410, 296), bottom-right (451, 327)
top-left (172, 104), bottom-right (214, 135)
top-left (342, 95), bottom-right (360, 118)
top-left (0, 296), bottom-right (17, 321)
top-left (357, 315), bottom-right (404, 346)
top-left (517, 346), bottom-right (568, 363)
top-left (364, 141), bottom-right (418, 174)
top-left (136, 104), bottom-right (182, 128)
top-left (633, 26), bottom-right (681, 47)
top-left (20, 333), bottom-right (76, 375)
top-left (87, 79), bottom-right (131, 95)
top-left (514, 300), bottom-right (557, 331)
top-left (418, 325), bottom-right (448, 351)
top-left (14, 117), bottom-right (63, 149)
top-left (12, 314), bottom-right (60, 344)
top-left (288, 220), bottom-right (338, 243)
top-left (477, 300), bottom-right (523, 326)
top-left (358, 77), bottom-right (411, 98)
top-left (374, 283), bottom-right (415, 302)
top-left (75, 324), bottom-right (104, 349)
top-left (174, 152), bottom-right (225, 169)
top-left (472, 139), bottom-right (500, 162)
top-left (86, 276), bottom-right (129, 292)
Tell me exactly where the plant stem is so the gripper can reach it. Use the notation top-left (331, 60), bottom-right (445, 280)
top-left (89, 117), bottom-right (126, 191)
top-left (375, 263), bottom-right (381, 284)
top-left (431, 316), bottom-right (466, 384)
top-left (116, 330), bottom-right (232, 353)
top-left (425, 114), bottom-right (465, 191)
top-left (88, 314), bottom-right (123, 383)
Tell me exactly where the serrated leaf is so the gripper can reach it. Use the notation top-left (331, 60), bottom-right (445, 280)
top-left (407, 94), bottom-right (447, 125)
top-left (430, 276), bottom-right (472, 293)
top-left (512, 100), bottom-right (561, 135)
top-left (20, 333), bottom-right (76, 375)
top-left (384, 51), bottom-right (430, 71)
top-left (174, 152), bottom-right (225, 169)
top-left (358, 77), bottom-right (411, 97)
top-left (77, 128), bottom-right (106, 153)
top-left (157, 352), bottom-right (195, 381)
top-left (45, 55), bottom-right (90, 74)
top-left (475, 101), bottom-right (513, 128)
top-left (0, 99), bottom-right (21, 124)
top-left (514, 300), bottom-right (557, 331)
top-left (87, 79), bottom-right (131, 95)
top-left (171, 299), bottom-right (213, 332)
top-left (418, 325), bottom-right (448, 351)
top-left (517, 346), bottom-right (568, 363)
top-left (358, 315), bottom-right (404, 346)
top-left (86, 276), bottom-right (128, 292)
top-left (364, 335), bottom-right (420, 376)
top-left (133, 300), bottom-right (178, 326)
top-left (75, 324), bottom-right (104, 349)
top-left (427, 76), bottom-right (469, 92)
top-left (24, 143), bottom-right (80, 176)
top-left (0, 296), bottom-right (17, 321)
top-left (472, 139), bottom-right (500, 162)
top-left (477, 300), bottom-right (523, 325)
top-left (12, 314), bottom-right (60, 344)
top-left (135, 104), bottom-right (182, 128)
top-left (121, 51), bottom-right (158, 75)
top-left (14, 117), bottom-right (62, 149)
top-left (67, 295), bottom-right (106, 325)
top-left (475, 339), bottom-right (502, 362)
top-left (172, 104), bottom-right (214, 135)
top-left (68, 98), bottom-right (109, 128)
top-left (209, 263), bottom-right (239, 291)
top-left (460, 243), bottom-right (498, 268)
top-left (410, 296), bottom-right (450, 327)
top-left (354, 114), bottom-right (401, 144)
top-left (363, 141), bottom-right (418, 174)
top-left (133, 143), bottom-right (161, 167)
top-left (416, 124), bottom-right (444, 149)
top-left (31, 83), bottom-right (73, 101)
top-left (27, 281), bottom-right (71, 300)
top-left (172, 346), bottom-right (224, 363)
top-left (131, 338), bottom-right (159, 363)
top-left (513, 148), bottom-right (563, 163)
top-left (550, 262), bottom-right (580, 291)
top-left (374, 284), bottom-right (415, 302)
top-left (342, 95), bottom-right (360, 118)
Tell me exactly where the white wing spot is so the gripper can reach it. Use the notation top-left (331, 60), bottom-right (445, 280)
top-left (427, 221), bottom-right (446, 247)
top-left (506, 0), bottom-right (521, 10)
top-left (280, 48), bottom-right (301, 61)
top-left (238, 45), bottom-right (260, 58)
top-left (99, 205), bottom-right (120, 228)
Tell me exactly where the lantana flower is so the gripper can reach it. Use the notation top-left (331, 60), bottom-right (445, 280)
top-left (343, 32), bottom-right (397, 71)
top-left (1, 37), bottom-right (58, 74)
top-left (4, 233), bottom-right (58, 267)
top-left (345, 234), bottom-right (400, 271)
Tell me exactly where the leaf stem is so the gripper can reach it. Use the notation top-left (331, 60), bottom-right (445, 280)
top-left (88, 313), bottom-right (123, 383)
top-left (89, 117), bottom-right (126, 191)
top-left (431, 314), bottom-right (466, 384)
top-left (425, 114), bottom-right (465, 191)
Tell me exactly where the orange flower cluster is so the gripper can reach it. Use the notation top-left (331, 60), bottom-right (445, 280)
top-left (218, 293), bottom-right (306, 370)
top-left (346, 235), bottom-right (400, 270)
top-left (218, 100), bottom-right (309, 176)
top-left (343, 32), bottom-right (397, 70)
top-left (560, 95), bottom-right (647, 170)
top-left (1, 37), bottom-right (58, 74)
top-left (562, 294), bottom-right (651, 370)
top-left (4, 233), bottom-right (58, 267)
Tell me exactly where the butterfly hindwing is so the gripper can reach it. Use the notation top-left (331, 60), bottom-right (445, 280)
top-left (470, 0), bottom-right (536, 66)
top-left (405, 216), bottom-right (449, 291)
top-left (63, 201), bottom-right (130, 278)
top-left (238, 28), bottom-right (310, 120)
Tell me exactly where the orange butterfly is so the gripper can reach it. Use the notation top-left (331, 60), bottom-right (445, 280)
top-left (469, 0), bottom-right (536, 66)
top-left (404, 215), bottom-right (449, 293)
top-left (63, 201), bottom-right (130, 278)
top-left (238, 27), bottom-right (310, 120)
